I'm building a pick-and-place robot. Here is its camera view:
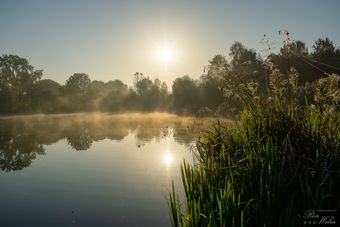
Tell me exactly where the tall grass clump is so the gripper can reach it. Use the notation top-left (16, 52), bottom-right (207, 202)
top-left (167, 97), bottom-right (340, 226)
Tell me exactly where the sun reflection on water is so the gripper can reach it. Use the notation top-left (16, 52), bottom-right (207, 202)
top-left (163, 152), bottom-right (173, 166)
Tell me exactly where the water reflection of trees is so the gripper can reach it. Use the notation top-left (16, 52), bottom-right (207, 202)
top-left (0, 114), bottom-right (210, 171)
top-left (66, 130), bottom-right (93, 151)
top-left (0, 121), bottom-right (45, 171)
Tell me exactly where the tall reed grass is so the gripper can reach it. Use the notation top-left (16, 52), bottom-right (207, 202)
top-left (167, 98), bottom-right (340, 226)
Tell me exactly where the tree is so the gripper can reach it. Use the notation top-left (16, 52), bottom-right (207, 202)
top-left (105, 80), bottom-right (128, 95)
top-left (271, 40), bottom-right (312, 83)
top-left (86, 79), bottom-right (129, 111)
top-left (312, 38), bottom-right (336, 59)
top-left (229, 42), bottom-right (248, 68)
top-left (131, 72), bottom-right (169, 111)
top-left (172, 76), bottom-right (200, 114)
top-left (272, 38), bottom-right (340, 83)
top-left (209, 42), bottom-right (264, 103)
top-left (311, 38), bottom-right (340, 76)
top-left (0, 55), bottom-right (42, 91)
top-left (205, 54), bottom-right (229, 84)
top-left (0, 54), bottom-right (43, 113)
top-left (280, 40), bottom-right (308, 56)
top-left (198, 78), bottom-right (225, 111)
top-left (133, 72), bottom-right (152, 96)
top-left (62, 73), bottom-right (91, 111)
top-left (31, 79), bottom-right (61, 112)
top-left (65, 73), bottom-right (91, 96)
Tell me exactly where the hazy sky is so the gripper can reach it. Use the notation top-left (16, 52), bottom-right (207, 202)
top-left (1, 0), bottom-right (340, 86)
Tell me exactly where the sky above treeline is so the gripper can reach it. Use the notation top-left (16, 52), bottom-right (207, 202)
top-left (1, 0), bottom-right (340, 86)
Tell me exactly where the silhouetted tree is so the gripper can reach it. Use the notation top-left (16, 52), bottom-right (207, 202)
top-left (198, 77), bottom-right (225, 111)
top-left (312, 38), bottom-right (340, 75)
top-left (229, 42), bottom-right (265, 92)
top-left (131, 72), bottom-right (169, 111)
top-left (172, 76), bottom-right (200, 114)
top-left (0, 54), bottom-right (43, 113)
top-left (270, 40), bottom-right (308, 83)
top-left (87, 79), bottom-right (129, 111)
top-left (63, 73), bottom-right (91, 111)
top-left (65, 73), bottom-right (91, 96)
top-left (31, 79), bottom-right (61, 112)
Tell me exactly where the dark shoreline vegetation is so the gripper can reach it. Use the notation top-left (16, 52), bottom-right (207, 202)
top-left (1, 36), bottom-right (340, 226)
top-left (168, 99), bottom-right (340, 226)
top-left (165, 38), bottom-right (340, 226)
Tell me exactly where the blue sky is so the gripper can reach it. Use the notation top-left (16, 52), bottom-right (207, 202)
top-left (1, 0), bottom-right (339, 85)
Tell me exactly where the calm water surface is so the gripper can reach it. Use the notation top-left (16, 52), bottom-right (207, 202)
top-left (0, 113), bottom-right (210, 227)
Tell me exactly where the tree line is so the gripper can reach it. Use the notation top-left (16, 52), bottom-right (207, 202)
top-left (0, 37), bottom-right (339, 116)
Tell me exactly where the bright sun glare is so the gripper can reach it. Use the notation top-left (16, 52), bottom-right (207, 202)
top-left (159, 45), bottom-right (174, 64)
top-left (163, 152), bottom-right (173, 166)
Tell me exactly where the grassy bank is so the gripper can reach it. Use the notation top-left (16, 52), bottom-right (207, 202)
top-left (168, 99), bottom-right (340, 226)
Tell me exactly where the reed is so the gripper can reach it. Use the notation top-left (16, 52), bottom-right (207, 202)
top-left (167, 98), bottom-right (340, 226)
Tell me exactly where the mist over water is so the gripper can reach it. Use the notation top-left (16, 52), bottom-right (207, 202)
top-left (0, 113), bottom-right (218, 226)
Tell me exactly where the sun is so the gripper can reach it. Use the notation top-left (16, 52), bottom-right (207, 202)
top-left (159, 45), bottom-right (174, 64)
